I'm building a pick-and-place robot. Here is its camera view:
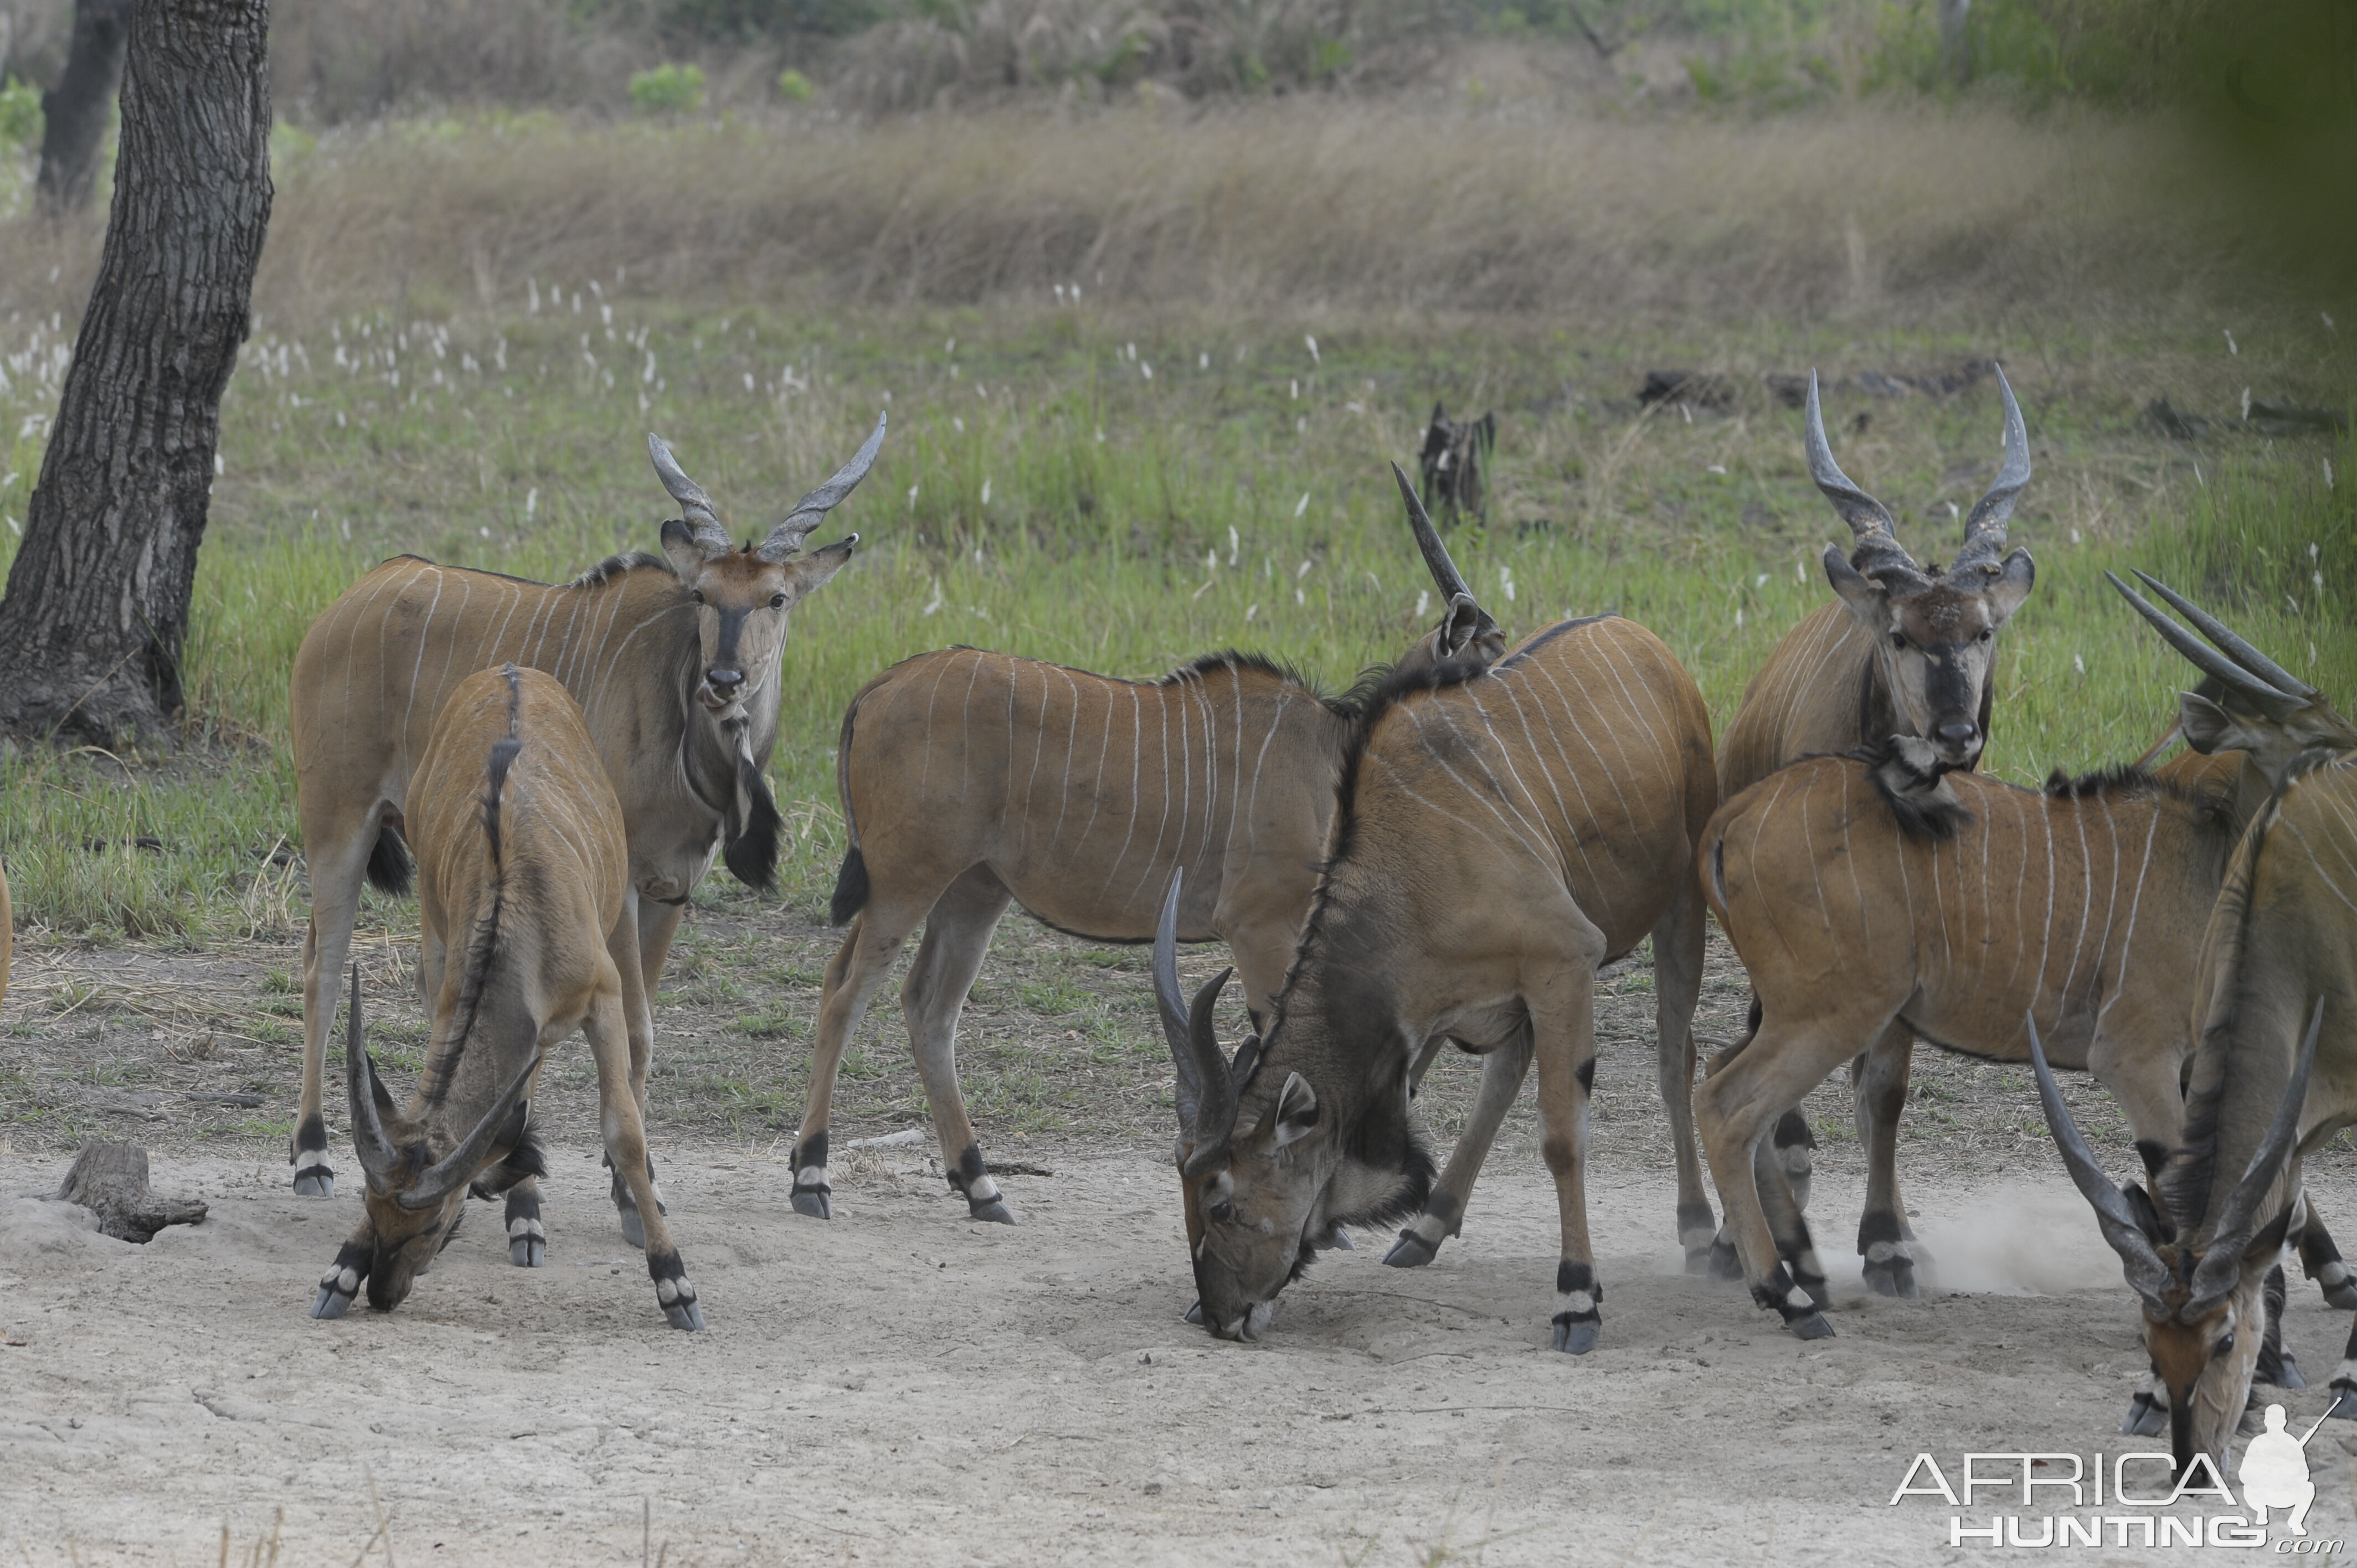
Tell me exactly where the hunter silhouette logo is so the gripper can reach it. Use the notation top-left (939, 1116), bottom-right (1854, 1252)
top-left (2240, 1404), bottom-right (2327, 1538)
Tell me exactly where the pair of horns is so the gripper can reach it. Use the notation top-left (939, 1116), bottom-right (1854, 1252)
top-left (346, 962), bottom-right (540, 1211)
top-left (648, 411), bottom-right (888, 563)
top-left (2108, 570), bottom-right (2318, 721)
top-left (2030, 1001), bottom-right (2321, 1321)
top-left (1390, 461), bottom-right (1499, 656)
top-left (1153, 872), bottom-right (1258, 1174)
top-left (1803, 365), bottom-right (2030, 587)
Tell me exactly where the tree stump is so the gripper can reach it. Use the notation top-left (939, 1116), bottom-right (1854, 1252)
top-left (55, 1141), bottom-right (206, 1242)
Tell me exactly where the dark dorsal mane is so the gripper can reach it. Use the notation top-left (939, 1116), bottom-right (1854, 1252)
top-left (2044, 762), bottom-right (2160, 799)
top-left (570, 550), bottom-right (670, 588)
top-left (1156, 649), bottom-right (1360, 720)
top-left (425, 668), bottom-right (522, 1108)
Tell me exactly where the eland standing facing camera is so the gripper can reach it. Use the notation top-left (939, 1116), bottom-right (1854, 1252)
top-left (284, 416), bottom-right (881, 1200)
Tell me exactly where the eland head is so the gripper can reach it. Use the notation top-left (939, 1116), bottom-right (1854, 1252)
top-left (646, 415), bottom-right (882, 721)
top-left (1805, 367), bottom-right (2035, 769)
top-left (2030, 1004), bottom-right (2321, 1473)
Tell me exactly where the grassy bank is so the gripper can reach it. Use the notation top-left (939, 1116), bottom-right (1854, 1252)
top-left (0, 287), bottom-right (2349, 938)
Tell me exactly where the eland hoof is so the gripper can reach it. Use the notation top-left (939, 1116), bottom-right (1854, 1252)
top-left (1863, 1258), bottom-right (1919, 1299)
top-left (663, 1299), bottom-right (707, 1332)
top-left (2268, 1351), bottom-right (2308, 1390)
top-left (2328, 1388), bottom-right (2357, 1421)
top-left (2322, 1280), bottom-right (2357, 1312)
top-left (510, 1235), bottom-right (546, 1268)
top-left (969, 1198), bottom-right (1017, 1226)
top-left (1788, 1311), bottom-right (1835, 1341)
top-left (1551, 1318), bottom-right (1600, 1355)
top-left (791, 1188), bottom-right (832, 1220)
top-left (309, 1285), bottom-right (353, 1319)
top-left (1315, 1226), bottom-right (1354, 1252)
top-left (1185, 1299), bottom-right (1203, 1325)
top-left (292, 1169), bottom-right (334, 1199)
top-left (1706, 1237), bottom-right (1744, 1282)
top-left (1383, 1231), bottom-right (1438, 1269)
top-left (619, 1210), bottom-right (646, 1249)
top-left (2120, 1392), bottom-right (2167, 1437)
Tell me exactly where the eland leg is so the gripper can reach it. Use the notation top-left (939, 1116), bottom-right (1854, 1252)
top-left (1854, 1023), bottom-right (1923, 1298)
top-left (789, 886), bottom-right (937, 1220)
top-left (2297, 1195), bottom-right (2357, 1311)
top-left (2258, 1263), bottom-right (2307, 1389)
top-left (585, 976), bottom-right (703, 1330)
top-left (900, 865), bottom-right (1018, 1224)
top-left (2328, 1309), bottom-right (2357, 1420)
top-left (634, 895), bottom-right (686, 1010)
top-left (293, 806), bottom-right (390, 1198)
top-left (1527, 904), bottom-right (1609, 1354)
top-left (1385, 1036), bottom-right (1531, 1269)
top-left (1697, 1006), bottom-right (1892, 1339)
top-left (1649, 888), bottom-right (1716, 1272)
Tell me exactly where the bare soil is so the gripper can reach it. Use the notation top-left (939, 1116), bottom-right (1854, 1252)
top-left (6, 915), bottom-right (2357, 1565)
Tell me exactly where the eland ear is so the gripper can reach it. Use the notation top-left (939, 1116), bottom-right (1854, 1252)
top-left (1985, 548), bottom-right (2035, 622)
top-left (661, 518), bottom-right (711, 585)
top-left (1823, 545), bottom-right (1886, 626)
top-left (1269, 1072), bottom-right (1320, 1149)
top-left (2179, 692), bottom-right (2265, 757)
top-left (782, 534), bottom-right (860, 602)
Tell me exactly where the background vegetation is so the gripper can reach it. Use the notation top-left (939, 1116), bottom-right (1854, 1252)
top-left (0, 0), bottom-right (2344, 950)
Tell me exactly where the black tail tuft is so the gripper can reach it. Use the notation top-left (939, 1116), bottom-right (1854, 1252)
top-left (829, 845), bottom-right (869, 926)
top-left (365, 823), bottom-right (413, 896)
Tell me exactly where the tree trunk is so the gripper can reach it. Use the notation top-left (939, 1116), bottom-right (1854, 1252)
top-left (0, 0), bottom-right (271, 746)
top-left (35, 0), bottom-right (133, 218)
top-left (55, 1139), bottom-right (208, 1241)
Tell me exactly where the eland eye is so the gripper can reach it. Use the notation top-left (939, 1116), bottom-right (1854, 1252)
top-left (1977, 628), bottom-right (1993, 644)
top-left (1207, 1199), bottom-right (1236, 1224)
top-left (770, 592), bottom-right (788, 608)
top-left (2213, 1333), bottom-right (2237, 1360)
top-left (1890, 632), bottom-right (1908, 650)
top-left (689, 589), bottom-right (706, 605)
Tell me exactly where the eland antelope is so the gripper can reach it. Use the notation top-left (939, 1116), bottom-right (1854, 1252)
top-left (1152, 603), bottom-right (1716, 1351)
top-left (788, 466), bottom-right (1512, 1226)
top-left (1715, 368), bottom-right (2034, 1293)
top-left (286, 417), bottom-right (881, 1198)
top-left (1697, 729), bottom-right (2264, 1341)
top-left (312, 665), bottom-right (704, 1330)
top-left (2033, 575), bottom-right (2357, 1468)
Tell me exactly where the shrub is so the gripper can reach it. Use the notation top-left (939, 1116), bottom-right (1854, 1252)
top-left (0, 78), bottom-right (40, 152)
top-left (629, 62), bottom-right (707, 114)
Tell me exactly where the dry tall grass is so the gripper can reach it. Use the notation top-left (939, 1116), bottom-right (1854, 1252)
top-left (152, 101), bottom-right (2214, 326)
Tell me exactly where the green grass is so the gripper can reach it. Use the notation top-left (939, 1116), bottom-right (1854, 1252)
top-left (0, 299), bottom-right (2351, 936)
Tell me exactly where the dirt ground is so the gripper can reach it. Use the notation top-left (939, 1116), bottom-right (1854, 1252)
top-left (7, 919), bottom-right (2357, 1565)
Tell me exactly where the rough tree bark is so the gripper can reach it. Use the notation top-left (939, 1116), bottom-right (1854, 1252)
top-left (0, 0), bottom-right (271, 745)
top-left (35, 0), bottom-right (133, 218)
top-left (55, 1140), bottom-right (207, 1241)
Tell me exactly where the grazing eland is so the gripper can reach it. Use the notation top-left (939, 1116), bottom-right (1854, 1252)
top-left (1152, 602), bottom-right (1716, 1351)
top-left (1714, 367), bottom-right (2034, 1293)
top-left (285, 417), bottom-right (881, 1199)
top-left (311, 666), bottom-right (704, 1330)
top-left (2034, 574), bottom-right (2357, 1466)
top-left (788, 467), bottom-right (1512, 1226)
